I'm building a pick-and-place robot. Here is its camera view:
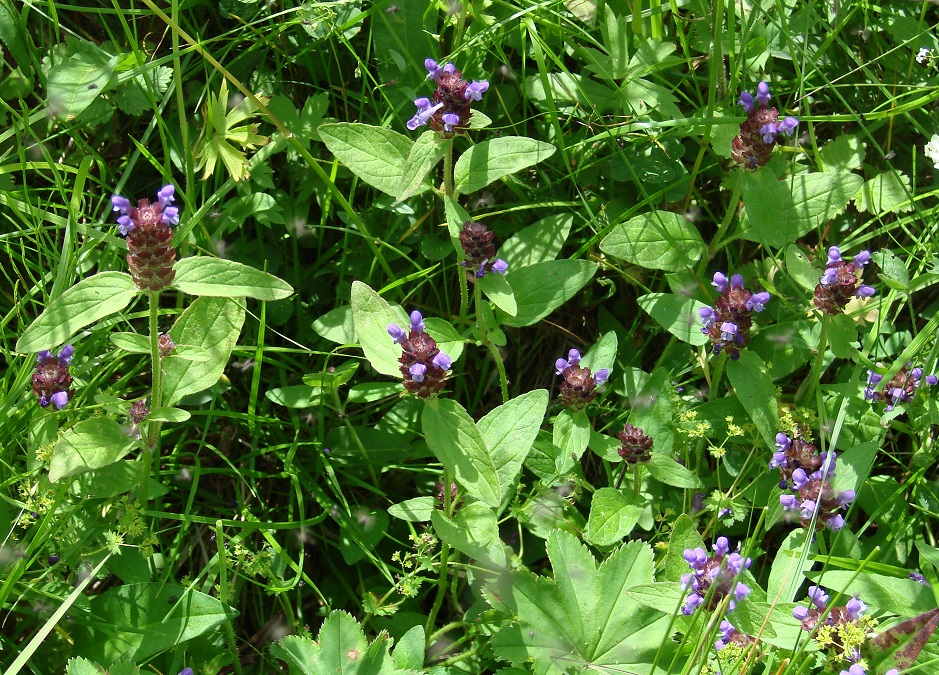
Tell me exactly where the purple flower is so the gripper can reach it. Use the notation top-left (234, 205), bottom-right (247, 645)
top-left (700, 271), bottom-right (769, 359)
top-left (441, 112), bottom-right (461, 132)
top-left (407, 99), bottom-right (444, 130)
top-left (32, 345), bottom-right (74, 410)
top-left (555, 347), bottom-right (608, 411)
top-left (815, 246), bottom-right (875, 314)
top-left (746, 291), bottom-right (771, 312)
top-left (465, 81), bottom-right (489, 101)
top-left (491, 258), bottom-right (508, 274)
top-left (738, 91), bottom-right (755, 112)
top-left (712, 272), bottom-right (729, 293)
top-left (680, 537), bottom-right (752, 615)
top-left (909, 571), bottom-right (929, 585)
top-left (388, 310), bottom-right (451, 398)
top-left (407, 57), bottom-right (488, 137)
top-left (425, 58), bottom-right (442, 78)
top-left (840, 664), bottom-right (866, 675)
top-left (756, 81), bottom-right (771, 107)
top-left (179, 669), bottom-right (194, 675)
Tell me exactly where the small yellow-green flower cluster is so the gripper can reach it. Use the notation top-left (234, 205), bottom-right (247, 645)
top-left (815, 614), bottom-right (878, 668)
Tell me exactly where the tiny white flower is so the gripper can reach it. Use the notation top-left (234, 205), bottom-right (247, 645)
top-left (917, 47), bottom-right (931, 64)
top-left (925, 134), bottom-right (939, 169)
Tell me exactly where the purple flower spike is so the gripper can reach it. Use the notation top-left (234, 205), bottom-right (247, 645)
top-left (33, 346), bottom-right (74, 410)
top-left (593, 369), bottom-right (610, 385)
top-left (756, 81), bottom-right (771, 107)
top-left (464, 81), bottom-right (489, 101)
top-left (491, 259), bottom-right (508, 274)
top-left (409, 363), bottom-right (427, 382)
top-left (746, 291), bottom-right (771, 312)
top-left (555, 346), bottom-right (607, 410)
top-left (387, 323), bottom-right (407, 344)
top-left (738, 91), bottom-right (755, 112)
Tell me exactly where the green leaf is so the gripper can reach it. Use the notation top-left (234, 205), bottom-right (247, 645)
top-left (350, 281), bottom-right (406, 378)
top-left (453, 137), bottom-right (556, 195)
top-left (807, 571), bottom-right (936, 616)
top-left (854, 171), bottom-right (913, 215)
top-left (665, 515), bottom-right (704, 582)
top-left (636, 293), bottom-right (710, 346)
top-left (477, 389), bottom-right (549, 504)
top-left (111, 65), bottom-right (172, 116)
top-left (46, 45), bottom-right (118, 121)
top-left (72, 583), bottom-right (234, 665)
top-left (431, 504), bottom-right (506, 567)
top-left (786, 244), bottom-right (819, 291)
top-left (645, 454), bottom-right (702, 488)
top-left (387, 496), bottom-right (436, 522)
top-left (397, 130), bottom-right (442, 201)
top-left (392, 625), bottom-right (425, 671)
top-left (600, 211), bottom-right (705, 272)
top-left (339, 506), bottom-right (389, 565)
top-left (477, 273), bottom-right (517, 316)
top-left (586, 488), bottom-right (643, 546)
top-left (485, 531), bottom-right (667, 673)
top-left (194, 79), bottom-right (269, 181)
top-left (553, 409), bottom-right (591, 473)
top-left (767, 529), bottom-right (814, 603)
top-left (49, 418), bottom-right (137, 483)
top-left (109, 332), bottom-right (150, 353)
top-left (312, 306), bottom-right (356, 344)
top-left (819, 134), bottom-right (865, 173)
top-left (319, 122), bottom-right (413, 197)
top-left (271, 610), bottom-right (415, 675)
top-left (828, 313), bottom-right (860, 359)
top-left (17, 272), bottom-right (137, 352)
top-left (265, 385), bottom-right (322, 408)
top-left (147, 407), bottom-right (191, 423)
top-left (161, 297), bottom-right (246, 406)
top-left (580, 330), bottom-right (617, 375)
top-left (172, 257), bottom-right (293, 300)
top-left (422, 398), bottom-right (501, 507)
top-left (499, 260), bottom-right (597, 327)
top-left (740, 171), bottom-right (864, 248)
top-left (499, 214), bottom-right (573, 268)
top-left (873, 249), bottom-right (910, 292)
top-left (726, 351), bottom-right (778, 451)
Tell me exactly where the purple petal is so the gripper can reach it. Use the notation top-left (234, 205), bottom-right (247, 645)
top-left (179, 669), bottom-right (194, 675)
top-left (424, 58), bottom-right (441, 78)
top-left (387, 323), bottom-right (406, 344)
top-left (36, 350), bottom-right (53, 362)
top-left (912, 367), bottom-right (923, 381)
top-left (712, 272), bottom-right (728, 293)
top-left (760, 123), bottom-right (779, 144)
top-left (413, 97), bottom-right (432, 110)
top-left (778, 117), bottom-right (799, 136)
top-left (699, 306), bottom-right (716, 327)
top-left (58, 344), bottom-right (74, 365)
top-left (117, 215), bottom-right (135, 235)
top-left (406, 101), bottom-right (443, 130)
top-left (720, 321), bottom-right (738, 341)
top-left (567, 349), bottom-right (582, 365)
top-left (713, 537), bottom-right (730, 556)
top-left (853, 250), bottom-right (870, 268)
top-left (409, 363), bottom-right (426, 382)
top-left (593, 368), bottom-right (609, 385)
top-left (162, 205), bottom-right (179, 225)
top-left (730, 274), bottom-right (744, 289)
top-left (38, 395), bottom-right (49, 407)
top-left (837, 489), bottom-right (856, 507)
top-left (820, 268), bottom-right (839, 286)
top-left (409, 310), bottom-right (424, 332)
top-left (441, 112), bottom-right (461, 131)
top-left (756, 81), bottom-right (771, 107)
top-left (464, 80), bottom-right (489, 101)
top-left (792, 606), bottom-right (809, 620)
top-left (846, 596), bottom-right (866, 620)
top-left (738, 91), bottom-right (754, 112)
top-left (856, 284), bottom-right (875, 298)
top-left (442, 62), bottom-right (456, 75)
top-left (746, 291), bottom-right (770, 312)
top-left (926, 375), bottom-right (938, 386)
top-left (111, 195), bottom-right (130, 212)
top-left (432, 352), bottom-right (451, 370)
top-left (491, 259), bottom-right (508, 274)
top-left (50, 391), bottom-right (69, 410)
top-left (775, 432), bottom-right (791, 452)
top-left (474, 260), bottom-right (488, 278)
top-left (827, 246), bottom-right (843, 265)
top-left (780, 494), bottom-right (799, 510)
top-left (157, 184), bottom-right (175, 205)
top-left (555, 358), bottom-right (570, 375)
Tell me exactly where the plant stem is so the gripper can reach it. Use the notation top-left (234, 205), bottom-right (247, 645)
top-left (216, 521), bottom-right (244, 675)
top-left (140, 291), bottom-right (164, 508)
top-left (474, 283), bottom-right (509, 403)
top-left (426, 469), bottom-right (452, 640)
top-left (613, 462), bottom-right (628, 489)
top-left (444, 138), bottom-right (454, 201)
top-left (697, 172), bottom-right (744, 277)
top-left (796, 317), bottom-right (829, 405)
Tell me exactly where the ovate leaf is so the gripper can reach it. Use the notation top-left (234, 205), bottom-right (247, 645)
top-left (49, 418), bottom-right (137, 482)
top-left (17, 272), bottom-right (138, 352)
top-left (741, 171), bottom-right (864, 248)
top-left (601, 211), bottom-right (705, 272)
top-left (319, 123), bottom-right (413, 197)
top-left (586, 488), bottom-right (643, 546)
top-left (422, 398), bottom-right (501, 507)
top-left (726, 351), bottom-right (778, 451)
top-left (397, 130), bottom-right (443, 201)
top-left (499, 260), bottom-right (597, 327)
top-left (637, 293), bottom-right (710, 346)
top-left (47, 45), bottom-right (118, 120)
top-left (161, 297), bottom-right (245, 406)
top-left (172, 257), bottom-right (293, 300)
top-left (350, 281), bottom-right (406, 378)
top-left (453, 137), bottom-right (555, 195)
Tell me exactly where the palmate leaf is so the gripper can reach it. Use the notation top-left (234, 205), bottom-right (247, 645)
top-left (194, 79), bottom-right (270, 181)
top-left (271, 610), bottom-right (418, 675)
top-left (484, 530), bottom-right (671, 674)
